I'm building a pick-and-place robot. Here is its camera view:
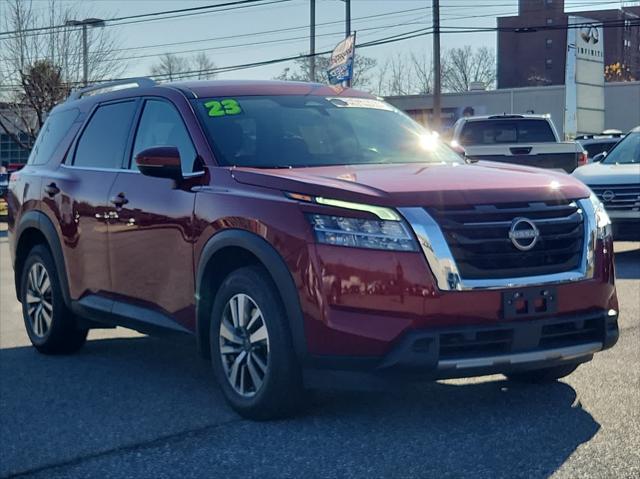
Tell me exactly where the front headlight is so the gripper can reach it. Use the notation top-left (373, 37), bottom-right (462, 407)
top-left (308, 214), bottom-right (418, 251)
top-left (588, 192), bottom-right (612, 239)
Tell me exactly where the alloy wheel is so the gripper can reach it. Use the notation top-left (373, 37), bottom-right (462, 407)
top-left (25, 262), bottom-right (53, 338)
top-left (219, 293), bottom-right (270, 397)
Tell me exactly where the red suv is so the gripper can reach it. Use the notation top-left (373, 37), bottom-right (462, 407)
top-left (7, 79), bottom-right (619, 419)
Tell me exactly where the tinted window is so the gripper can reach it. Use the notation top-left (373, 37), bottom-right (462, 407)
top-left (131, 100), bottom-right (196, 173)
top-left (193, 96), bottom-right (461, 168)
top-left (74, 101), bottom-right (136, 169)
top-left (460, 119), bottom-right (556, 145)
top-left (28, 108), bottom-right (79, 165)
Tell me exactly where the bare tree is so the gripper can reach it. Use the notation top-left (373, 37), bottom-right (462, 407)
top-left (0, 0), bottom-right (126, 148)
top-left (442, 46), bottom-right (496, 93)
top-left (0, 60), bottom-right (69, 149)
top-left (374, 54), bottom-right (416, 96)
top-left (150, 53), bottom-right (191, 81)
top-left (149, 52), bottom-right (217, 81)
top-left (1, 0), bottom-right (126, 86)
top-left (192, 52), bottom-right (217, 80)
top-left (410, 52), bottom-right (433, 94)
top-left (276, 54), bottom-right (377, 89)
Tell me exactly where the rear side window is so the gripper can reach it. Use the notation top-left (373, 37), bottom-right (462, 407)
top-left (73, 101), bottom-right (136, 169)
top-left (583, 141), bottom-right (616, 158)
top-left (460, 120), bottom-right (556, 145)
top-left (28, 109), bottom-right (79, 165)
top-left (131, 100), bottom-right (197, 173)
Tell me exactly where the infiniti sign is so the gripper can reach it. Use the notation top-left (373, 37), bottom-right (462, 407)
top-left (509, 217), bottom-right (540, 251)
top-left (579, 25), bottom-right (600, 45)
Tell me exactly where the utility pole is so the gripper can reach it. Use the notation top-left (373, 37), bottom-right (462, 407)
top-left (82, 24), bottom-right (88, 85)
top-left (65, 18), bottom-right (105, 86)
top-left (310, 0), bottom-right (316, 82)
top-left (432, 0), bottom-right (441, 132)
top-left (345, 0), bottom-right (351, 38)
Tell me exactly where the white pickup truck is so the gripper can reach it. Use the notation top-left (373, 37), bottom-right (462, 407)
top-left (450, 114), bottom-right (587, 173)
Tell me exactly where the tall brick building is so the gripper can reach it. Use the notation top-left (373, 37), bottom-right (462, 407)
top-left (497, 0), bottom-right (640, 88)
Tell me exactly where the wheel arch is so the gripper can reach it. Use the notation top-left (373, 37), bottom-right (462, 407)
top-left (14, 210), bottom-right (71, 307)
top-left (196, 229), bottom-right (306, 360)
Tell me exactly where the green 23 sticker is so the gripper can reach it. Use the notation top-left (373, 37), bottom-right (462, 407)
top-left (205, 99), bottom-right (242, 117)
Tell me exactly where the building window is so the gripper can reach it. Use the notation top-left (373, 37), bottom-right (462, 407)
top-left (544, 0), bottom-right (553, 6)
top-left (546, 38), bottom-right (553, 48)
top-left (545, 58), bottom-right (553, 69)
top-left (0, 133), bottom-right (31, 164)
top-left (546, 18), bottom-right (554, 25)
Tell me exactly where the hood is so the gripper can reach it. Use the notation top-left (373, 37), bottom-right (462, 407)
top-left (231, 161), bottom-right (592, 207)
top-left (573, 162), bottom-right (640, 185)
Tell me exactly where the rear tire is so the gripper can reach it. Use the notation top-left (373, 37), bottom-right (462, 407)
top-left (506, 363), bottom-right (579, 383)
top-left (209, 266), bottom-right (303, 420)
top-left (20, 244), bottom-right (87, 354)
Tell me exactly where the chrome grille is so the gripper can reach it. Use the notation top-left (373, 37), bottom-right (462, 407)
top-left (426, 200), bottom-right (585, 280)
top-left (589, 184), bottom-right (640, 212)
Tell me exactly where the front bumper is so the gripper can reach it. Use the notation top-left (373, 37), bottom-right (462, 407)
top-left (305, 310), bottom-right (618, 384)
top-left (611, 218), bottom-right (640, 241)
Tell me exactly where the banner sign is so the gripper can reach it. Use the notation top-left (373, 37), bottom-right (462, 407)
top-left (327, 34), bottom-right (356, 85)
top-left (564, 16), bottom-right (605, 138)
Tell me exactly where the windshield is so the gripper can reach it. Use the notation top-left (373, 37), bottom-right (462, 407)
top-left (193, 96), bottom-right (462, 168)
top-left (460, 119), bottom-right (556, 145)
top-left (603, 132), bottom-right (640, 165)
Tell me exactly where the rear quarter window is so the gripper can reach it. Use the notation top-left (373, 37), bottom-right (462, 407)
top-left (460, 119), bottom-right (556, 145)
top-left (28, 108), bottom-right (79, 165)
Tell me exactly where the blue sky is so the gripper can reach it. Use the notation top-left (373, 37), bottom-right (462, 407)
top-left (18, 0), bottom-right (632, 80)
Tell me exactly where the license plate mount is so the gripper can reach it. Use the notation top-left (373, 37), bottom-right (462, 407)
top-left (502, 287), bottom-right (558, 319)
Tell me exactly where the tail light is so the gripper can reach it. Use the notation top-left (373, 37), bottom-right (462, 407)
top-left (578, 151), bottom-right (588, 167)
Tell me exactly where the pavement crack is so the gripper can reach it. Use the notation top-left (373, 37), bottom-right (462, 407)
top-left (3, 418), bottom-right (243, 479)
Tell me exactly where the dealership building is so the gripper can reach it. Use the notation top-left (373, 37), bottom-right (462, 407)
top-left (497, 0), bottom-right (640, 88)
top-left (386, 81), bottom-right (640, 138)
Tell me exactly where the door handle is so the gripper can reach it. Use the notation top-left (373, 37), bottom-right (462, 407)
top-left (110, 192), bottom-right (129, 207)
top-left (44, 182), bottom-right (60, 197)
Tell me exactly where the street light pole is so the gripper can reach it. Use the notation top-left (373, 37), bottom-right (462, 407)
top-left (310, 0), bottom-right (316, 82)
top-left (65, 18), bottom-right (105, 86)
top-left (345, 0), bottom-right (351, 38)
top-left (432, 0), bottom-right (441, 132)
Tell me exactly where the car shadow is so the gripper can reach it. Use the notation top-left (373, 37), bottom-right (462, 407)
top-left (1, 335), bottom-right (599, 478)
top-left (615, 246), bottom-right (640, 279)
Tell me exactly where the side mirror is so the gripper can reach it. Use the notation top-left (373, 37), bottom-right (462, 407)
top-left (135, 146), bottom-right (182, 180)
top-left (450, 140), bottom-right (466, 156)
top-left (592, 152), bottom-right (607, 163)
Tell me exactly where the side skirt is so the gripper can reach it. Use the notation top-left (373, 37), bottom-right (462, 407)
top-left (71, 295), bottom-right (192, 337)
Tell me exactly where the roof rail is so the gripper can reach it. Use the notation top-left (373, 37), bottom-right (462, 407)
top-left (67, 77), bottom-right (156, 102)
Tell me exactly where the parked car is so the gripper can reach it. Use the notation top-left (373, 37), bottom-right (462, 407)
top-left (7, 79), bottom-right (619, 419)
top-left (576, 130), bottom-right (624, 163)
top-left (450, 114), bottom-right (588, 172)
top-left (573, 126), bottom-right (640, 240)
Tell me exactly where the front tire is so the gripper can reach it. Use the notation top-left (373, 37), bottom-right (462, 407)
top-left (20, 244), bottom-right (87, 354)
top-left (209, 266), bottom-right (303, 420)
top-left (506, 363), bottom-right (579, 383)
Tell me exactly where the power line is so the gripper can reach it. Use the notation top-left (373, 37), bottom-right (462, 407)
top-left (136, 17), bottom-right (640, 80)
top-left (25, 5), bottom-right (430, 60)
top-left (0, 0), bottom-right (295, 39)
top-left (2, 16), bottom-right (637, 89)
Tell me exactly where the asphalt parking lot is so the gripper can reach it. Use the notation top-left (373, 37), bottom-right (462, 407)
top-left (0, 226), bottom-right (638, 479)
